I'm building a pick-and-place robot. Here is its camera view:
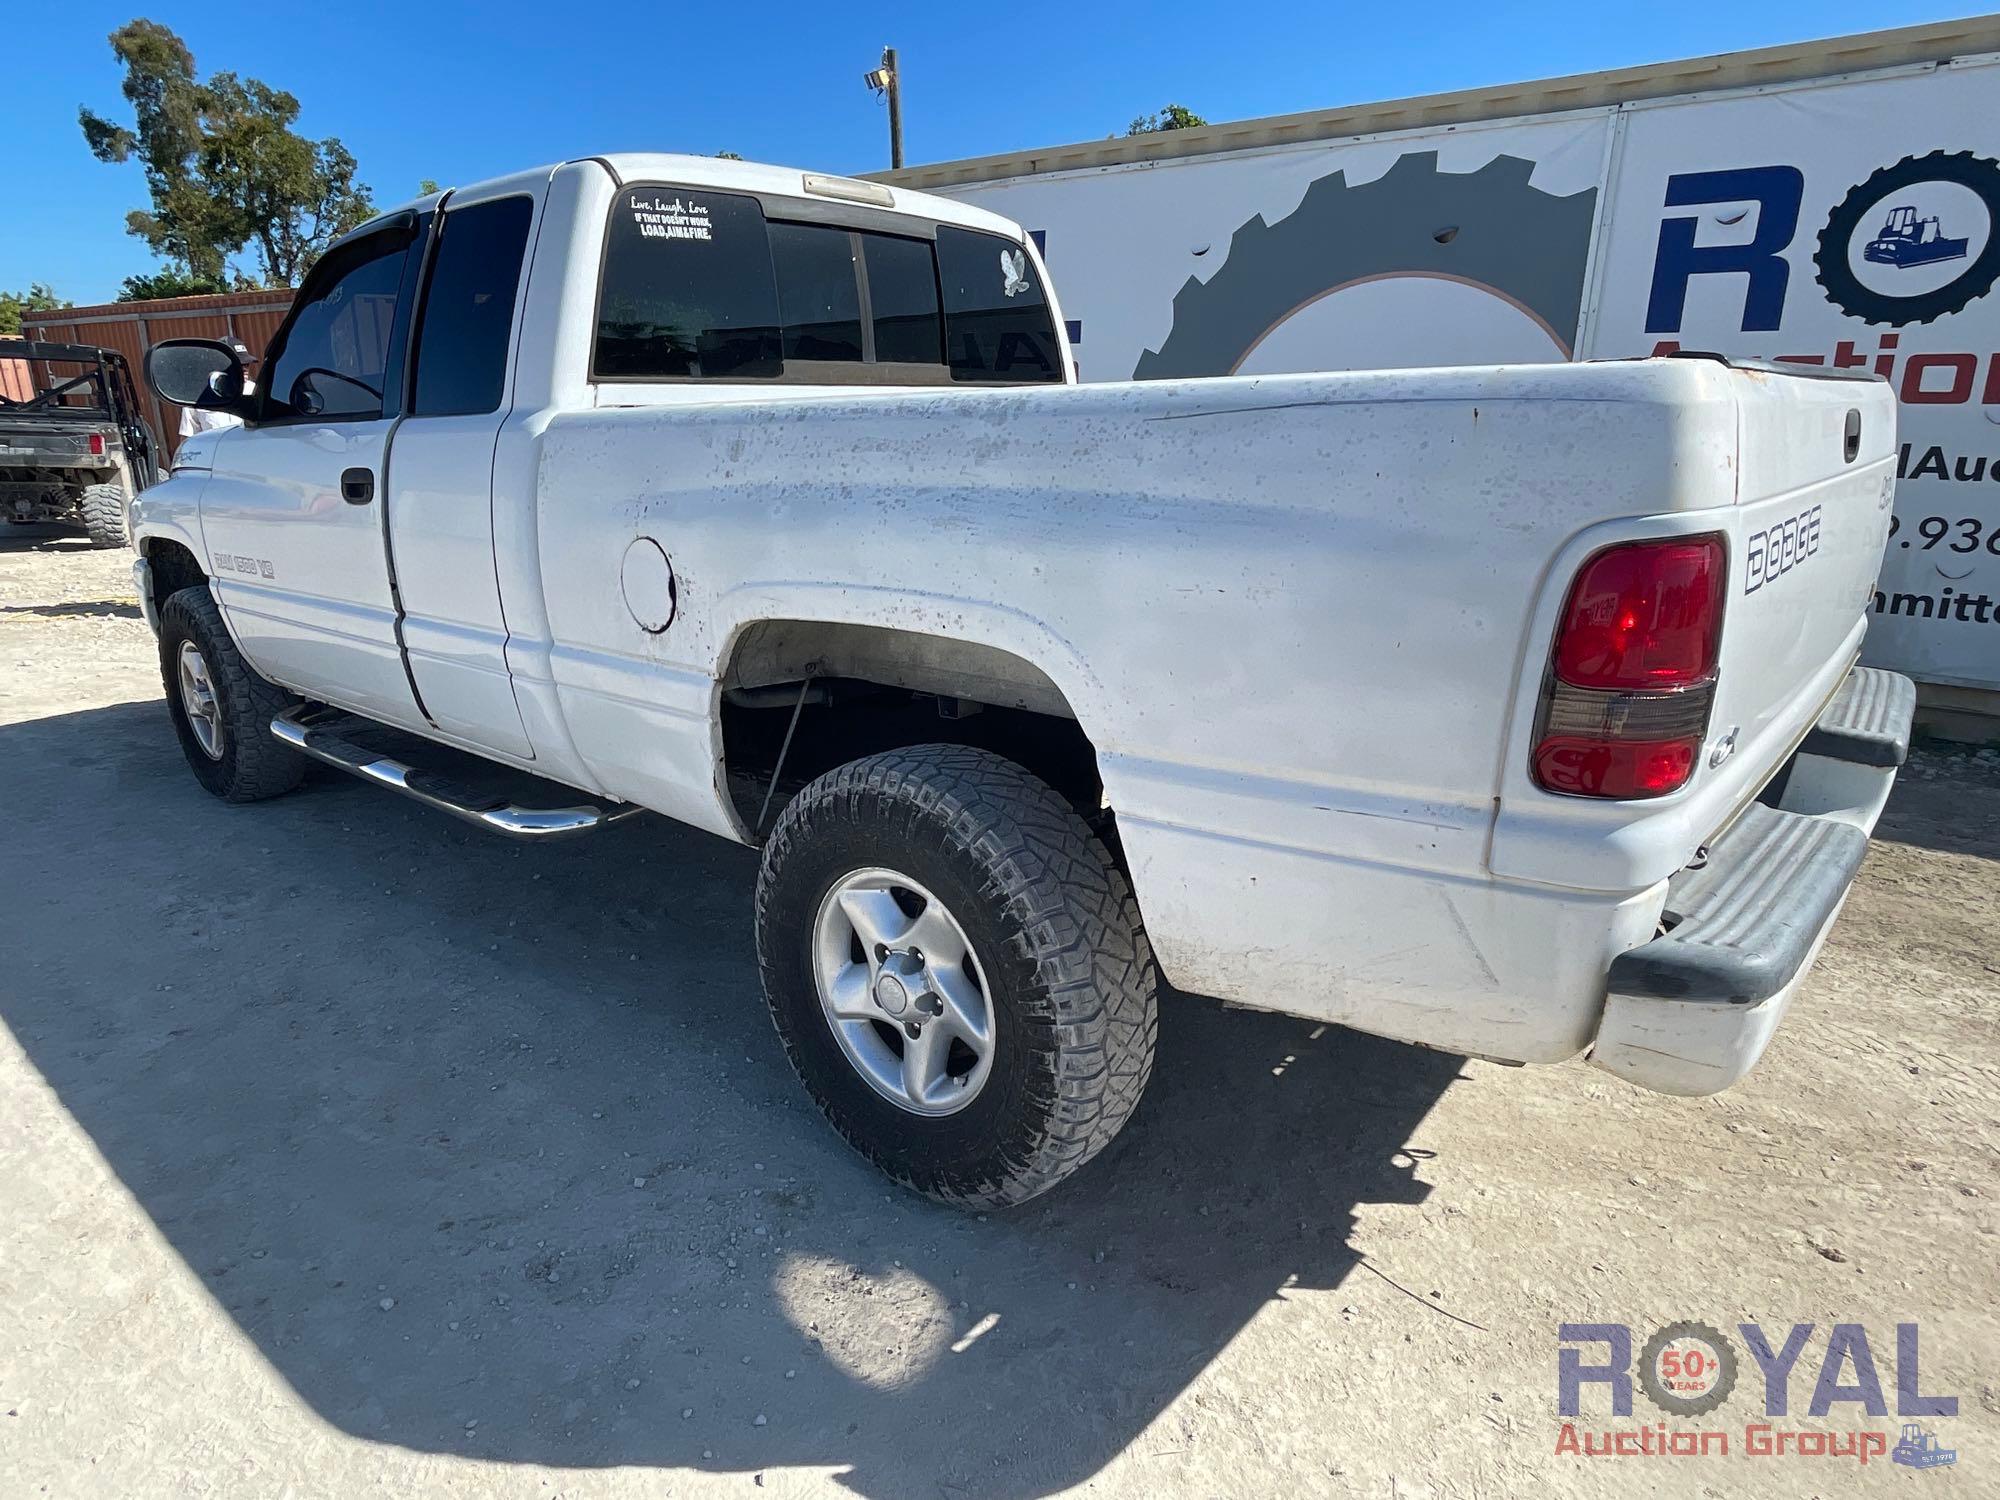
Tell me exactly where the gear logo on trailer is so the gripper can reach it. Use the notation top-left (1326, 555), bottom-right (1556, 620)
top-left (1814, 150), bottom-right (2000, 326)
top-left (1133, 151), bottom-right (1599, 379)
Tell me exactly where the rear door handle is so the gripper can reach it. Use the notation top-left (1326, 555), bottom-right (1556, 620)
top-left (341, 467), bottom-right (375, 505)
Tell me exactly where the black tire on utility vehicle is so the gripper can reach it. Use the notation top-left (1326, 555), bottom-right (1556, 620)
top-left (80, 483), bottom-right (127, 548)
top-left (755, 744), bottom-right (1158, 1208)
top-left (158, 585), bottom-right (305, 802)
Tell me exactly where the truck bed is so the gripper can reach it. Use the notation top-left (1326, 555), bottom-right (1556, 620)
top-left (536, 356), bottom-right (1895, 1064)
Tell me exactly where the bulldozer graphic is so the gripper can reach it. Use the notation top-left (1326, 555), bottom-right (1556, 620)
top-left (1864, 204), bottom-right (1970, 268)
top-left (1814, 150), bottom-right (2000, 325)
top-left (1891, 1422), bottom-right (1958, 1469)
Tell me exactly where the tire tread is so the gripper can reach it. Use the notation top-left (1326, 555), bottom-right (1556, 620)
top-left (160, 586), bottom-right (305, 802)
top-left (80, 482), bottom-right (127, 548)
top-left (756, 744), bottom-right (1157, 1208)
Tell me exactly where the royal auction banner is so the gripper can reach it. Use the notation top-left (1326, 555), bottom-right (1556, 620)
top-left (952, 54), bottom-right (2000, 690)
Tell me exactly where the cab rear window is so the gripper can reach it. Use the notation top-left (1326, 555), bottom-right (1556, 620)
top-left (935, 225), bottom-right (1062, 384)
top-left (593, 185), bottom-right (1058, 386)
top-left (594, 189), bottom-right (782, 380)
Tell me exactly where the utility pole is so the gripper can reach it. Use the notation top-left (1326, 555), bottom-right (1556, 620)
top-left (885, 48), bottom-right (903, 170)
top-left (865, 47), bottom-right (904, 170)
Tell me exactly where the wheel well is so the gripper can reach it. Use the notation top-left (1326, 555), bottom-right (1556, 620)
top-left (719, 620), bottom-right (1109, 842)
top-left (142, 538), bottom-right (206, 617)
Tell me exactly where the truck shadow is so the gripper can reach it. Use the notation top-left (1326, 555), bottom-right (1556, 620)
top-left (2, 698), bottom-right (1462, 1500)
top-left (1, 599), bottom-right (144, 620)
top-left (0, 522), bottom-right (96, 553)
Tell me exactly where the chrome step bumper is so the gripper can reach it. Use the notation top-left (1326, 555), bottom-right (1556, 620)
top-left (1800, 664), bottom-right (1915, 769)
top-left (1589, 665), bottom-right (1915, 1096)
top-left (271, 707), bottom-right (641, 840)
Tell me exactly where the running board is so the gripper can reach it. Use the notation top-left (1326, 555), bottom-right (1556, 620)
top-left (271, 707), bottom-right (641, 840)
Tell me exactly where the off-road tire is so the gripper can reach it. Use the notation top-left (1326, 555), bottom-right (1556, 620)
top-left (159, 586), bottom-right (306, 802)
top-left (80, 483), bottom-right (127, 548)
top-left (755, 745), bottom-right (1158, 1208)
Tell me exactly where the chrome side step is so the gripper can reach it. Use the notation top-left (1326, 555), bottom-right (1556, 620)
top-left (271, 706), bottom-right (641, 840)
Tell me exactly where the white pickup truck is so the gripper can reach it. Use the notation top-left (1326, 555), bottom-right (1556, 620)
top-left (134, 154), bottom-right (1914, 1207)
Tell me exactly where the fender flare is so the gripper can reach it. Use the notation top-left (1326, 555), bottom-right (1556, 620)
top-left (710, 583), bottom-right (1111, 735)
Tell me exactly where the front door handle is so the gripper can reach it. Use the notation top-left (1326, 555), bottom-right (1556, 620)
top-left (340, 467), bottom-right (375, 505)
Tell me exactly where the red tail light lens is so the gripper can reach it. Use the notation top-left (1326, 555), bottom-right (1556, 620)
top-left (1533, 534), bottom-right (1727, 801)
top-left (1552, 537), bottom-right (1725, 690)
top-left (88, 433), bottom-right (106, 456)
top-left (1533, 737), bottom-right (1699, 799)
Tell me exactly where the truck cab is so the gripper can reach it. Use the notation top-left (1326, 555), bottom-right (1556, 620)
top-left (140, 158), bottom-right (1069, 752)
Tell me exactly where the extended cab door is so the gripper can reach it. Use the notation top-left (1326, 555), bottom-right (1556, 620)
top-left (382, 184), bottom-right (539, 758)
top-left (199, 217), bottom-right (423, 728)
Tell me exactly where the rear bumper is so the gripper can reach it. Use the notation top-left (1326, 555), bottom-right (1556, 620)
top-left (1589, 666), bottom-right (1914, 1096)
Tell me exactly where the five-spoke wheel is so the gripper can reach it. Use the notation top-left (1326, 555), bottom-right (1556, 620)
top-left (813, 868), bottom-right (995, 1115)
top-left (176, 639), bottom-right (225, 760)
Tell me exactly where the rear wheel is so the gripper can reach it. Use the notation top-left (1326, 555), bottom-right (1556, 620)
top-left (80, 483), bottom-right (127, 548)
top-left (159, 586), bottom-right (305, 802)
top-left (755, 745), bottom-right (1158, 1208)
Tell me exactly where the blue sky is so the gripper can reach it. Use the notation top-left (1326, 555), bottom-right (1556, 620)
top-left (5, 0), bottom-right (1978, 304)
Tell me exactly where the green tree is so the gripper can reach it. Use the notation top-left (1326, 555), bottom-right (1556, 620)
top-left (197, 70), bottom-right (375, 285)
top-left (0, 283), bottom-right (68, 337)
top-left (118, 267), bottom-right (233, 301)
top-left (417, 178), bottom-right (442, 195)
top-left (1126, 104), bottom-right (1208, 135)
top-left (78, 21), bottom-right (233, 282)
top-left (79, 19), bottom-right (374, 289)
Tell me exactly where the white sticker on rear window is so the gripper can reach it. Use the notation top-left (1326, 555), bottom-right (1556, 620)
top-left (628, 192), bottom-right (713, 243)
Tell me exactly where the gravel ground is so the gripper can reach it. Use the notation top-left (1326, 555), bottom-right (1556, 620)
top-left (2, 527), bottom-right (1996, 1499)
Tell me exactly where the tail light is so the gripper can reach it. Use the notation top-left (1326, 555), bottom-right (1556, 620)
top-left (88, 433), bottom-right (106, 456)
top-left (1532, 535), bottom-right (1726, 799)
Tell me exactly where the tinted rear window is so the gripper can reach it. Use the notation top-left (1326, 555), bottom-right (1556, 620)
top-left (935, 225), bottom-right (1062, 384)
top-left (770, 222), bottom-right (864, 364)
top-left (594, 188), bottom-right (780, 379)
top-left (411, 195), bottom-right (534, 416)
top-left (863, 232), bottom-right (943, 366)
top-left (593, 188), bottom-right (1057, 386)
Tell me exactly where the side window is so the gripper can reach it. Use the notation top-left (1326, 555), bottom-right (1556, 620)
top-left (411, 196), bottom-right (535, 417)
top-left (862, 232), bottom-right (943, 366)
top-left (769, 222), bottom-right (864, 364)
top-left (594, 188), bottom-right (780, 379)
top-left (935, 225), bottom-right (1062, 384)
top-left (262, 237), bottom-right (410, 420)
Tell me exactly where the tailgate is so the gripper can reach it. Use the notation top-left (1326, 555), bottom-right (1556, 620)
top-left (1700, 361), bottom-right (1898, 803)
top-left (0, 423), bottom-right (111, 466)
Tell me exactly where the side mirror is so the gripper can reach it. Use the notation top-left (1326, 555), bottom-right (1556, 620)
top-left (145, 338), bottom-right (254, 418)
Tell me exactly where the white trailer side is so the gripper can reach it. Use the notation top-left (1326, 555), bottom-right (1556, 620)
top-left (886, 18), bottom-right (2000, 709)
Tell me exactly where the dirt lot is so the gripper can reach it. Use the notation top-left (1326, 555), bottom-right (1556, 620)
top-left (2, 527), bottom-right (1995, 1499)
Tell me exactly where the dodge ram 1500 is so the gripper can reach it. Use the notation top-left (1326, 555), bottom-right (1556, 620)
top-left (132, 154), bottom-right (1914, 1206)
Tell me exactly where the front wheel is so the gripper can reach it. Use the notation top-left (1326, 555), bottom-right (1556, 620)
top-left (755, 745), bottom-right (1158, 1208)
top-left (158, 586), bottom-right (305, 802)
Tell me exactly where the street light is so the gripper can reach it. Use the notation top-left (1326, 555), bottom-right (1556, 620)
top-left (863, 46), bottom-right (903, 170)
